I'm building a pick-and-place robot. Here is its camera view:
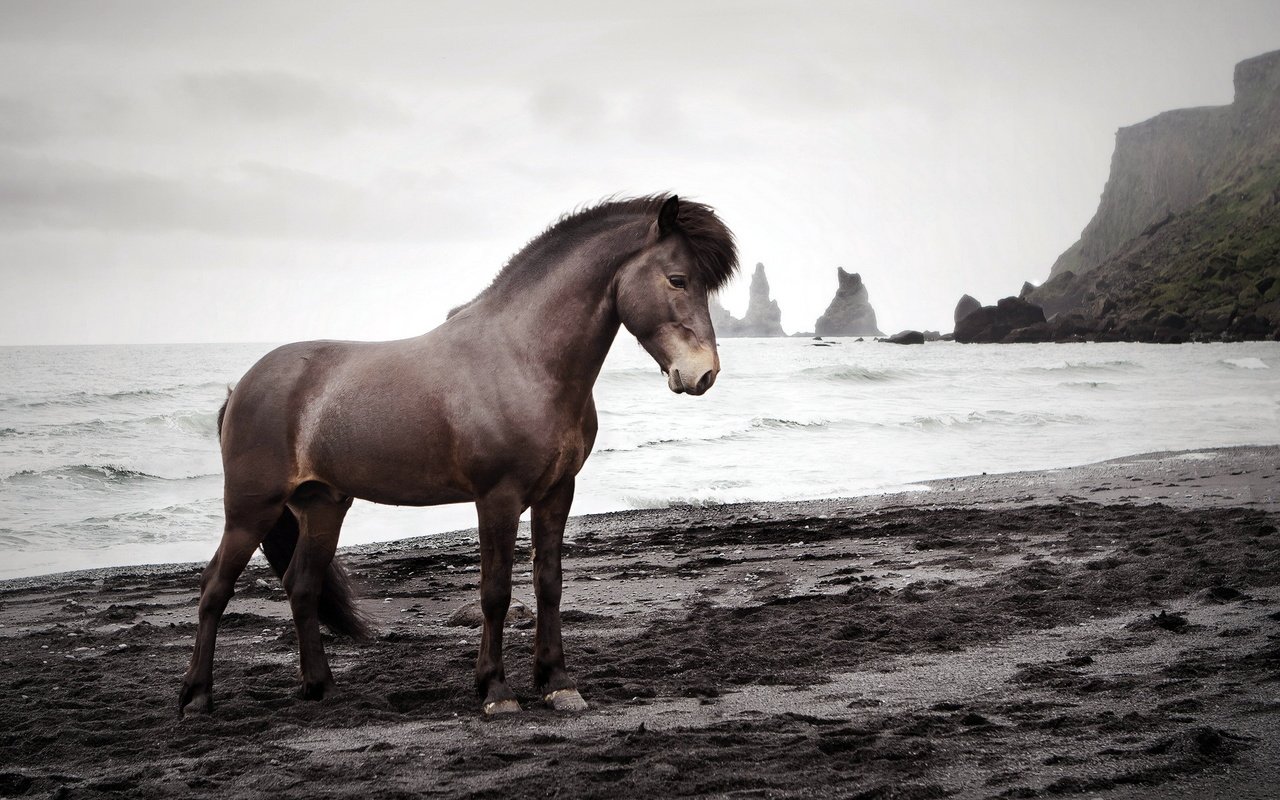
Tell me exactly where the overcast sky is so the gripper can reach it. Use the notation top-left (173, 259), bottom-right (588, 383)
top-left (2, 0), bottom-right (1279, 344)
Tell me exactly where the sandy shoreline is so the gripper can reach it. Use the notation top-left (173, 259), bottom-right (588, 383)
top-left (1, 446), bottom-right (1278, 798)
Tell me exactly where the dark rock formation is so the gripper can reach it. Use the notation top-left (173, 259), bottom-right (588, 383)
top-left (885, 330), bottom-right (925, 345)
top-left (711, 262), bottom-right (787, 337)
top-left (815, 268), bottom-right (883, 337)
top-left (954, 294), bottom-right (982, 325)
top-left (954, 297), bottom-right (1048, 343)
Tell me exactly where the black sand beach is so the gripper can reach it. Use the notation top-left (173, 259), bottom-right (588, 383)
top-left (2, 447), bottom-right (1278, 799)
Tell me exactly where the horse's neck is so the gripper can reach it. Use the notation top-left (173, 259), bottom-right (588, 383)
top-left (473, 224), bottom-right (638, 397)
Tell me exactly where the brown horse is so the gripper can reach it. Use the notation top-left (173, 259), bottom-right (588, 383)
top-left (179, 195), bottom-right (737, 717)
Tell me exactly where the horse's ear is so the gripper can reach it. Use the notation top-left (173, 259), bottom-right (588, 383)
top-left (657, 195), bottom-right (680, 237)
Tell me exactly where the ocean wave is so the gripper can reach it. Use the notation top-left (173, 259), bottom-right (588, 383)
top-left (597, 416), bottom-right (832, 453)
top-left (903, 410), bottom-right (1090, 431)
top-left (78, 500), bottom-right (223, 529)
top-left (2, 464), bottom-right (217, 485)
top-left (13, 381), bottom-right (229, 410)
top-left (1023, 360), bottom-right (1141, 374)
top-left (619, 485), bottom-right (750, 508)
top-left (798, 365), bottom-right (901, 382)
top-left (750, 417), bottom-right (831, 431)
top-left (596, 436), bottom-right (685, 454)
top-left (1221, 357), bottom-right (1269, 370)
top-left (4, 412), bottom-right (220, 440)
top-left (144, 411), bottom-right (220, 437)
top-left (17, 388), bottom-right (173, 409)
top-left (1059, 381), bottom-right (1117, 390)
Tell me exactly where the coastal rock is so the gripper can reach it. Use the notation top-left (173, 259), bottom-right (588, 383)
top-left (1025, 270), bottom-right (1088, 320)
top-left (712, 263), bottom-right (787, 337)
top-left (447, 599), bottom-right (533, 628)
top-left (1048, 312), bottom-right (1098, 341)
top-left (953, 297), bottom-right (1048, 343)
top-left (954, 294), bottom-right (982, 325)
top-left (814, 268), bottom-right (884, 337)
top-left (885, 330), bottom-right (925, 345)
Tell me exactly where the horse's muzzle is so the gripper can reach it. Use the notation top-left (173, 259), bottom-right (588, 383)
top-left (667, 366), bottom-right (717, 396)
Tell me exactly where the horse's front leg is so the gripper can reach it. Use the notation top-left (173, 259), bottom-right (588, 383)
top-left (475, 487), bottom-right (522, 715)
top-left (532, 476), bottom-right (588, 711)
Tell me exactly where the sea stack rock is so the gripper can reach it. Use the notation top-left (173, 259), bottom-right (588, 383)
top-left (710, 263), bottom-right (787, 337)
top-left (815, 268), bottom-right (884, 337)
top-left (740, 263), bottom-right (786, 336)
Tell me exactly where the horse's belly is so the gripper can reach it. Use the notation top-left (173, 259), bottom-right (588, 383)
top-left (315, 457), bottom-right (475, 508)
top-left (352, 483), bottom-right (474, 507)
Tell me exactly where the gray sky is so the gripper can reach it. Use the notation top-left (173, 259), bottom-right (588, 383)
top-left (2, 0), bottom-right (1278, 344)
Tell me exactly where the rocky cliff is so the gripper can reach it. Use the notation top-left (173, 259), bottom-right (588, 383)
top-left (1010, 49), bottom-right (1280, 343)
top-left (711, 262), bottom-right (787, 337)
top-left (814, 268), bottom-right (883, 337)
top-left (1050, 49), bottom-right (1280, 280)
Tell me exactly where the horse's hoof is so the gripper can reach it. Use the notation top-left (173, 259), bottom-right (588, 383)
top-left (544, 688), bottom-right (588, 712)
top-left (482, 699), bottom-right (522, 716)
top-left (298, 679), bottom-right (333, 701)
top-left (180, 693), bottom-right (213, 718)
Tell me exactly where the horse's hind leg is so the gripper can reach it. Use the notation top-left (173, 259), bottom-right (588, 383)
top-left (179, 507), bottom-right (279, 716)
top-left (475, 487), bottom-right (523, 715)
top-left (532, 476), bottom-right (587, 711)
top-left (283, 486), bottom-right (352, 700)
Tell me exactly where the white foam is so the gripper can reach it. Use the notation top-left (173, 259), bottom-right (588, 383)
top-left (1222, 357), bottom-right (1269, 369)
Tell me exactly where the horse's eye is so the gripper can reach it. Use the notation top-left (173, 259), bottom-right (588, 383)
top-left (668, 275), bottom-right (687, 290)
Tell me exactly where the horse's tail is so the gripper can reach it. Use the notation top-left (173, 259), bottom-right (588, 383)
top-left (216, 387), bottom-right (231, 441)
top-left (260, 510), bottom-right (375, 641)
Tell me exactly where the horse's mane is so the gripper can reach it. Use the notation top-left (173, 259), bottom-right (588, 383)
top-left (449, 195), bottom-right (737, 318)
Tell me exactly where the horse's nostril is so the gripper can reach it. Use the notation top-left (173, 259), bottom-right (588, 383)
top-left (695, 369), bottom-right (715, 394)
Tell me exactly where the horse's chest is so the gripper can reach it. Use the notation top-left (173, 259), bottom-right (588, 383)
top-left (489, 414), bottom-right (585, 496)
top-left (528, 426), bottom-right (589, 482)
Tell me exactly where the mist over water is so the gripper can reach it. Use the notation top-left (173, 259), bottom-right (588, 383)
top-left (1, 340), bottom-right (1277, 579)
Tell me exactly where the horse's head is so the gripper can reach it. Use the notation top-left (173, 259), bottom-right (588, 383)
top-left (615, 196), bottom-right (736, 396)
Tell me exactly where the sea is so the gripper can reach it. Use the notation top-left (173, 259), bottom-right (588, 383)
top-left (1, 339), bottom-right (1277, 580)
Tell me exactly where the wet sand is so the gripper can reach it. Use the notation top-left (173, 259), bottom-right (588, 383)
top-left (1, 446), bottom-right (1278, 799)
